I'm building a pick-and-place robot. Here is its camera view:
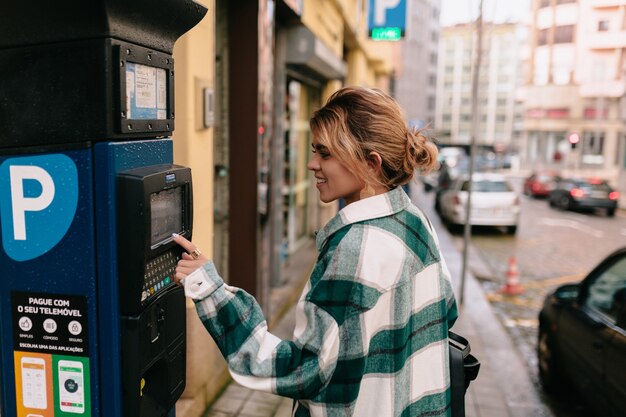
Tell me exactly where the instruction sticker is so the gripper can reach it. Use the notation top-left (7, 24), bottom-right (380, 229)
top-left (12, 292), bottom-right (92, 416)
top-left (125, 62), bottom-right (167, 120)
top-left (12, 292), bottom-right (88, 356)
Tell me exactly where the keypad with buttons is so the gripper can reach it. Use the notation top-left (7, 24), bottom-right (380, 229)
top-left (141, 251), bottom-right (178, 304)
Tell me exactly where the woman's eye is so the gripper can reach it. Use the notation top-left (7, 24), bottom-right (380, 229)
top-left (312, 147), bottom-right (330, 159)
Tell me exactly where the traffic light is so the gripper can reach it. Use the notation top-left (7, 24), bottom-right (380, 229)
top-left (568, 133), bottom-right (580, 149)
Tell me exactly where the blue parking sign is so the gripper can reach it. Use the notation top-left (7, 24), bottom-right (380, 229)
top-left (368, 0), bottom-right (407, 39)
top-left (0, 154), bottom-right (78, 261)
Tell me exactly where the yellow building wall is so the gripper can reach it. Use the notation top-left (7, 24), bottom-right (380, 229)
top-left (302, 0), bottom-right (344, 56)
top-left (171, 5), bottom-right (230, 417)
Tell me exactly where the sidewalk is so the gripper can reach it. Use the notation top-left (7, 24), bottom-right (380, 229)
top-left (201, 188), bottom-right (553, 417)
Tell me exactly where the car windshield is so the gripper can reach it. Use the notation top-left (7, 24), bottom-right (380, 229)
top-left (461, 180), bottom-right (512, 192)
top-left (580, 182), bottom-right (611, 192)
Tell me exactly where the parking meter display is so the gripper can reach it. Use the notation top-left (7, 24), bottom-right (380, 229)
top-left (117, 164), bottom-right (192, 314)
top-left (150, 186), bottom-right (182, 247)
top-left (58, 359), bottom-right (85, 413)
top-left (21, 356), bottom-right (47, 409)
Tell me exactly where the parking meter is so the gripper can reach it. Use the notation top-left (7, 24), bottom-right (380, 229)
top-left (117, 164), bottom-right (193, 416)
top-left (0, 1), bottom-right (207, 417)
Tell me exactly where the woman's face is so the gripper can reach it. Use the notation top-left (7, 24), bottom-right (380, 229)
top-left (307, 137), bottom-right (364, 206)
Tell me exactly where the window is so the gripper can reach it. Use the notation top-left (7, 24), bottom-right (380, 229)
top-left (598, 20), bottom-right (609, 32)
top-left (540, 0), bottom-right (551, 8)
top-left (582, 131), bottom-right (605, 165)
top-left (556, 0), bottom-right (576, 4)
top-left (583, 107), bottom-right (608, 119)
top-left (554, 25), bottom-right (575, 44)
top-left (430, 53), bottom-right (437, 65)
top-left (428, 96), bottom-right (435, 111)
top-left (429, 74), bottom-right (437, 86)
top-left (538, 29), bottom-right (549, 46)
top-left (584, 255), bottom-right (626, 323)
top-left (461, 180), bottom-right (512, 192)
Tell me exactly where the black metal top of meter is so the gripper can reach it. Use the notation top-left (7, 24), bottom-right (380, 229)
top-left (0, 0), bottom-right (208, 53)
top-left (0, 0), bottom-right (208, 149)
top-left (117, 164), bottom-right (193, 315)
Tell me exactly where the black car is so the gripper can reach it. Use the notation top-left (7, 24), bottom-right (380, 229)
top-left (538, 247), bottom-right (626, 417)
top-left (548, 177), bottom-right (619, 216)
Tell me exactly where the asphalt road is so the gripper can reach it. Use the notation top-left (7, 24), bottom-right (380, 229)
top-left (414, 176), bottom-right (626, 417)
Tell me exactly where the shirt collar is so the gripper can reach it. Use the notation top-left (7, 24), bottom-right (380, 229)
top-left (315, 187), bottom-right (411, 250)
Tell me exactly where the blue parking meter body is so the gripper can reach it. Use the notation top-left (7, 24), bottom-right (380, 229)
top-left (0, 1), bottom-right (207, 416)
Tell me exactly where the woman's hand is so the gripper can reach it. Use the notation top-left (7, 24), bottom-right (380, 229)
top-left (172, 233), bottom-right (209, 285)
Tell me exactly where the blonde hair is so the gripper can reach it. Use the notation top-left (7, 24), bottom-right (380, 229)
top-left (310, 86), bottom-right (439, 191)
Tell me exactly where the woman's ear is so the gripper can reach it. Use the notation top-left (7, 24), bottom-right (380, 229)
top-left (367, 151), bottom-right (383, 172)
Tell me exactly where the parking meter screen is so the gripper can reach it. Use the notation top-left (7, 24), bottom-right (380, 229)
top-left (150, 187), bottom-right (183, 246)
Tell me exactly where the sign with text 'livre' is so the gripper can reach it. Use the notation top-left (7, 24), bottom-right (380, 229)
top-left (368, 0), bottom-right (407, 41)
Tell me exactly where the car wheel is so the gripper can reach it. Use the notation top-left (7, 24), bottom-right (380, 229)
top-left (538, 327), bottom-right (563, 394)
top-left (506, 225), bottom-right (517, 235)
top-left (558, 196), bottom-right (570, 211)
top-left (607, 208), bottom-right (615, 217)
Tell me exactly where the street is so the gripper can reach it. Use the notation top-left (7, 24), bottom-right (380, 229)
top-left (415, 175), bottom-right (626, 417)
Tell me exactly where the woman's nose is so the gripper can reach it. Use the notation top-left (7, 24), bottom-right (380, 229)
top-left (307, 156), bottom-right (319, 171)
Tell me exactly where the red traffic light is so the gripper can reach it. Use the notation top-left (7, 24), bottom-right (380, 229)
top-left (568, 133), bottom-right (580, 144)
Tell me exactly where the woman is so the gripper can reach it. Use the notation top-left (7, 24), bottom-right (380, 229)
top-left (173, 86), bottom-right (458, 417)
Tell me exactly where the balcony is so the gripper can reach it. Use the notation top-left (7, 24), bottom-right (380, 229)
top-left (579, 80), bottom-right (626, 98)
top-left (525, 84), bottom-right (579, 108)
top-left (589, 0), bottom-right (626, 8)
top-left (585, 30), bottom-right (626, 49)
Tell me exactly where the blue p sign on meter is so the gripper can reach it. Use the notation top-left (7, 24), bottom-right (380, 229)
top-left (368, 0), bottom-right (407, 40)
top-left (0, 154), bottom-right (78, 262)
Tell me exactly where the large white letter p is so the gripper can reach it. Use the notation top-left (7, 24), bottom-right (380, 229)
top-left (375, 0), bottom-right (401, 25)
top-left (10, 166), bottom-right (55, 241)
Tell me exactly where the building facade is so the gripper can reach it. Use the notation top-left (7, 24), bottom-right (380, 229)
top-left (522, 0), bottom-right (626, 192)
top-left (435, 22), bottom-right (526, 150)
top-left (393, 0), bottom-right (442, 129)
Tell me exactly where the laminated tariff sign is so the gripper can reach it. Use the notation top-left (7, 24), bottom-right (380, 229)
top-left (12, 292), bottom-right (91, 416)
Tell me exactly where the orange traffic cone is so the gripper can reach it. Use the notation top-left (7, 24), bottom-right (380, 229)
top-left (500, 256), bottom-right (524, 295)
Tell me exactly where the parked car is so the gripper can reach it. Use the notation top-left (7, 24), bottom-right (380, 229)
top-left (548, 177), bottom-right (619, 216)
top-left (438, 173), bottom-right (520, 234)
top-left (537, 247), bottom-right (626, 417)
top-left (523, 170), bottom-right (560, 198)
top-left (433, 154), bottom-right (477, 209)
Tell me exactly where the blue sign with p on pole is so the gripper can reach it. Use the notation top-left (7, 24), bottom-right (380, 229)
top-left (368, 0), bottom-right (407, 40)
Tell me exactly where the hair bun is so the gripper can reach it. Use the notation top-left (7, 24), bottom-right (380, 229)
top-left (405, 128), bottom-right (439, 175)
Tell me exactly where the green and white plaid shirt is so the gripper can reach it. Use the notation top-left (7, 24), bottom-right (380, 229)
top-left (184, 187), bottom-right (458, 417)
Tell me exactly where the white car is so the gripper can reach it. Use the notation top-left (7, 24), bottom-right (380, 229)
top-left (439, 173), bottom-right (520, 234)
